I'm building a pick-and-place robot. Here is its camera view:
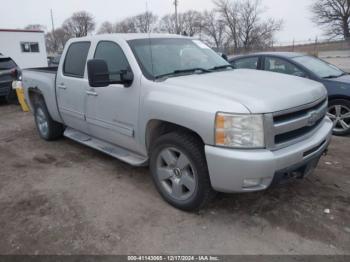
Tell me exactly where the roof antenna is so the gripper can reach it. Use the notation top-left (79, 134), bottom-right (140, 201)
top-left (146, 0), bottom-right (155, 79)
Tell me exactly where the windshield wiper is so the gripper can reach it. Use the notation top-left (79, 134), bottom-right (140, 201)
top-left (209, 65), bottom-right (234, 71)
top-left (155, 68), bottom-right (210, 79)
top-left (323, 72), bottom-right (347, 79)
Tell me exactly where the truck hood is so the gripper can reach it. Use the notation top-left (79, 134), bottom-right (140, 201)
top-left (164, 69), bottom-right (327, 113)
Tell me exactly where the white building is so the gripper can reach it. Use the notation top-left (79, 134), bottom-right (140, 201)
top-left (0, 29), bottom-right (48, 69)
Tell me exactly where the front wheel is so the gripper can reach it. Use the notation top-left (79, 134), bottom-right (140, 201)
top-left (150, 132), bottom-right (214, 211)
top-left (327, 99), bottom-right (350, 136)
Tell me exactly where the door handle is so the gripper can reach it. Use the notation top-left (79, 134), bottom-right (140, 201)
top-left (86, 90), bottom-right (98, 96)
top-left (58, 83), bottom-right (67, 90)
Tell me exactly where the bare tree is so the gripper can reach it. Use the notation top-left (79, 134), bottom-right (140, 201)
top-left (215, 0), bottom-right (282, 51)
top-left (62, 11), bottom-right (96, 37)
top-left (113, 12), bottom-right (157, 33)
top-left (214, 0), bottom-right (240, 49)
top-left (114, 18), bottom-right (137, 33)
top-left (24, 24), bottom-right (46, 31)
top-left (238, 0), bottom-right (283, 50)
top-left (180, 11), bottom-right (203, 36)
top-left (311, 0), bottom-right (350, 39)
top-left (158, 11), bottom-right (202, 36)
top-left (134, 12), bottom-right (158, 33)
top-left (158, 14), bottom-right (177, 34)
top-left (201, 10), bottom-right (227, 49)
top-left (98, 21), bottom-right (114, 34)
top-left (46, 28), bottom-right (72, 54)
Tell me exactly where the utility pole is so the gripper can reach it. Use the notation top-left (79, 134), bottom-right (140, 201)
top-left (50, 9), bottom-right (57, 54)
top-left (174, 0), bottom-right (179, 34)
top-left (50, 9), bottom-right (55, 32)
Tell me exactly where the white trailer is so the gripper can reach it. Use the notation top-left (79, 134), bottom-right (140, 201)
top-left (0, 29), bottom-right (48, 69)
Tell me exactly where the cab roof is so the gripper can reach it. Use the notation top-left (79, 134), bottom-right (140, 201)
top-left (76, 33), bottom-right (190, 42)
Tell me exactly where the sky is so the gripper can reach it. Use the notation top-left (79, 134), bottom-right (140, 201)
top-left (0, 0), bottom-right (323, 44)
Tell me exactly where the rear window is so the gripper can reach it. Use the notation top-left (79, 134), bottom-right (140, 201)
top-left (0, 58), bottom-right (17, 70)
top-left (63, 42), bottom-right (91, 78)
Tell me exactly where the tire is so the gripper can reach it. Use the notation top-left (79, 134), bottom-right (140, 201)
top-left (34, 98), bottom-right (64, 141)
top-left (327, 99), bottom-right (350, 136)
top-left (150, 132), bottom-right (214, 211)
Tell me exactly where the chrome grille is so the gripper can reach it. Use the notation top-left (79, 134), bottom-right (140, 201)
top-left (266, 98), bottom-right (328, 150)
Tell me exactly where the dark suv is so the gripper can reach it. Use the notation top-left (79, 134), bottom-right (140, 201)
top-left (0, 55), bottom-right (19, 103)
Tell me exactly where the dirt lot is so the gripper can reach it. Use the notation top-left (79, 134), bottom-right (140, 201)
top-left (0, 103), bottom-right (349, 255)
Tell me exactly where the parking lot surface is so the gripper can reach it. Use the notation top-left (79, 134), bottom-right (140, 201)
top-left (0, 103), bottom-right (349, 255)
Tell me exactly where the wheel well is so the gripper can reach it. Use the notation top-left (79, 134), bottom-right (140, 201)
top-left (28, 89), bottom-right (44, 108)
top-left (146, 120), bottom-right (205, 152)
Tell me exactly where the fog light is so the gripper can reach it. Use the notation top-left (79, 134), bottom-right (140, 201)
top-left (243, 178), bottom-right (262, 188)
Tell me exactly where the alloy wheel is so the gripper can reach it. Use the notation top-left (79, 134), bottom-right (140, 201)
top-left (156, 147), bottom-right (197, 201)
top-left (327, 105), bottom-right (350, 133)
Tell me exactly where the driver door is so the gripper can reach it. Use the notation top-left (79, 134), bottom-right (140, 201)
top-left (85, 41), bottom-right (141, 153)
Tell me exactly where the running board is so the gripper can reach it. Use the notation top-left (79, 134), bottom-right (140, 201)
top-left (64, 128), bottom-right (148, 166)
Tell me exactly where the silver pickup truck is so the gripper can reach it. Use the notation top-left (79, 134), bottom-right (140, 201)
top-left (22, 34), bottom-right (333, 211)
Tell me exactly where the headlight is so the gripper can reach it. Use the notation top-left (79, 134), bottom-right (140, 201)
top-left (215, 113), bottom-right (265, 148)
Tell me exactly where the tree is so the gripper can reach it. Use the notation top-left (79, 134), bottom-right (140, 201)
top-left (62, 11), bottom-right (96, 37)
top-left (158, 11), bottom-right (202, 36)
top-left (24, 24), bottom-right (46, 31)
top-left (180, 11), bottom-right (203, 36)
top-left (311, 0), bottom-right (350, 39)
top-left (214, 0), bottom-right (240, 49)
top-left (201, 10), bottom-right (227, 49)
top-left (113, 12), bottom-right (158, 33)
top-left (114, 18), bottom-right (137, 33)
top-left (134, 12), bottom-right (158, 33)
top-left (214, 0), bottom-right (283, 51)
top-left (238, 0), bottom-right (282, 50)
top-left (98, 21), bottom-right (114, 34)
top-left (158, 14), bottom-right (177, 34)
top-left (46, 28), bottom-right (72, 54)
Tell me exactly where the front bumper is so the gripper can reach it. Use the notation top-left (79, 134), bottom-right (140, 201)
top-left (0, 81), bottom-right (12, 97)
top-left (205, 117), bottom-right (333, 193)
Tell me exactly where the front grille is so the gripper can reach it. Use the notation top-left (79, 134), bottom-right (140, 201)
top-left (270, 98), bottom-right (327, 149)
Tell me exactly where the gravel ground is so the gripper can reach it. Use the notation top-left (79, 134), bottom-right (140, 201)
top-left (0, 103), bottom-right (349, 255)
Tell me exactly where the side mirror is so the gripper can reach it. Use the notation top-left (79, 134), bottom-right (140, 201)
top-left (87, 59), bottom-right (134, 88)
top-left (120, 70), bottom-right (134, 87)
top-left (221, 53), bottom-right (228, 61)
top-left (87, 59), bottom-right (110, 88)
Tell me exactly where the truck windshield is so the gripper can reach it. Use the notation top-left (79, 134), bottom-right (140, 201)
top-left (0, 58), bottom-right (17, 70)
top-left (128, 38), bottom-right (230, 80)
top-left (292, 55), bottom-right (344, 79)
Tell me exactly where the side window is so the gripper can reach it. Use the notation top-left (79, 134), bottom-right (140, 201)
top-left (94, 41), bottom-right (131, 82)
top-left (63, 42), bottom-right (91, 78)
top-left (264, 57), bottom-right (304, 77)
top-left (21, 42), bottom-right (40, 53)
top-left (232, 57), bottom-right (258, 69)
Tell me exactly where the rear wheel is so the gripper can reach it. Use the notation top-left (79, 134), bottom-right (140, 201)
top-left (34, 98), bottom-right (64, 140)
top-left (150, 132), bottom-right (214, 211)
top-left (327, 99), bottom-right (350, 136)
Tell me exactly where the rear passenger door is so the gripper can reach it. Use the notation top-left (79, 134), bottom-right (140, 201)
top-left (56, 41), bottom-right (90, 131)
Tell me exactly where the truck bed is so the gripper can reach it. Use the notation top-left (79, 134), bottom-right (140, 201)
top-left (24, 66), bottom-right (58, 74)
top-left (22, 66), bottom-right (62, 122)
